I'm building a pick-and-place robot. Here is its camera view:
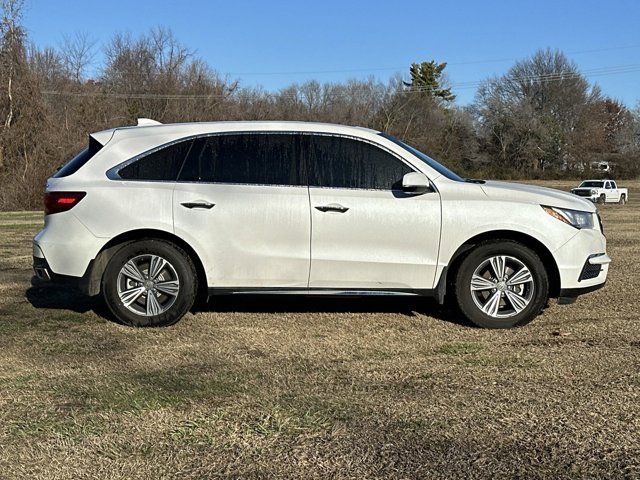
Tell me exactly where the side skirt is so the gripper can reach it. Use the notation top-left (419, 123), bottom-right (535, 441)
top-left (207, 287), bottom-right (438, 298)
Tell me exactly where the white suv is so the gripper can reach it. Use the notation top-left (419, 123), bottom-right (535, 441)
top-left (33, 120), bottom-right (610, 328)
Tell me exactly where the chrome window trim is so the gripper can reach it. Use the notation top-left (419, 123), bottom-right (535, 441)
top-left (105, 130), bottom-right (419, 191)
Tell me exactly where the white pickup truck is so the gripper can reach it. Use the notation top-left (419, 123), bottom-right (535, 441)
top-left (570, 179), bottom-right (628, 204)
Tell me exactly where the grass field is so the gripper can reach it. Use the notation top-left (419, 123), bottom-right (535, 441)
top-left (0, 181), bottom-right (639, 479)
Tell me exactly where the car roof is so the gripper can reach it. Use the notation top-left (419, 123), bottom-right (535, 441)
top-left (91, 120), bottom-right (380, 145)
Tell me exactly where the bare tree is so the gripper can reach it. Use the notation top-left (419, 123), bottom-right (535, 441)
top-left (0, 0), bottom-right (25, 128)
top-left (61, 31), bottom-right (96, 82)
top-left (474, 49), bottom-right (602, 173)
top-left (28, 44), bottom-right (66, 87)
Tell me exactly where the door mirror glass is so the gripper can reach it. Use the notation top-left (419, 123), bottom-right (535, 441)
top-left (402, 172), bottom-right (431, 194)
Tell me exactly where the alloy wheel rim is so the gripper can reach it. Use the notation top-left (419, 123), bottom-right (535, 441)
top-left (117, 254), bottom-right (180, 316)
top-left (470, 255), bottom-right (535, 318)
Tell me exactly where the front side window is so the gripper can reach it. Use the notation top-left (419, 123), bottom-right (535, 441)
top-left (306, 135), bottom-right (412, 190)
top-left (379, 132), bottom-right (464, 182)
top-left (178, 133), bottom-right (304, 186)
top-left (119, 140), bottom-right (193, 181)
top-left (605, 182), bottom-right (611, 189)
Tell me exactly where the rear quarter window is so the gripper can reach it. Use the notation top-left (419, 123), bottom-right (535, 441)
top-left (118, 140), bottom-right (194, 181)
top-left (53, 136), bottom-right (103, 178)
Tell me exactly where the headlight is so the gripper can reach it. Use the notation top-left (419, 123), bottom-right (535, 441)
top-left (542, 206), bottom-right (594, 229)
top-left (590, 189), bottom-right (597, 195)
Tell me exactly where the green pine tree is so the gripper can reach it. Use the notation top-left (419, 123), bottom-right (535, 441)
top-left (404, 61), bottom-right (455, 102)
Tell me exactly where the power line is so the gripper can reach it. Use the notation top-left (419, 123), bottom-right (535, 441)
top-left (40, 62), bottom-right (640, 100)
top-left (451, 63), bottom-right (640, 88)
top-left (225, 44), bottom-right (640, 76)
top-left (83, 43), bottom-right (640, 78)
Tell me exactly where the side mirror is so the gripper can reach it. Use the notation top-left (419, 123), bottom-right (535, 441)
top-left (402, 172), bottom-right (431, 194)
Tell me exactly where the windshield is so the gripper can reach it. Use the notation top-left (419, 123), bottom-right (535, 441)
top-left (579, 181), bottom-right (604, 188)
top-left (379, 133), bottom-right (464, 182)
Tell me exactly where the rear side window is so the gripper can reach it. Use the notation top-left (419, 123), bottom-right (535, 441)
top-left (178, 133), bottom-right (304, 186)
top-left (54, 136), bottom-right (103, 178)
top-left (119, 140), bottom-right (193, 181)
top-left (306, 135), bottom-right (412, 190)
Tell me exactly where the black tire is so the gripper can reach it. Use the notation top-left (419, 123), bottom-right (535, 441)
top-left (619, 194), bottom-right (626, 205)
top-left (454, 241), bottom-right (549, 329)
top-left (102, 239), bottom-right (197, 327)
top-left (597, 194), bottom-right (606, 204)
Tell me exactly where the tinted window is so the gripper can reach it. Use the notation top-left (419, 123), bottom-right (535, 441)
top-left (306, 135), bottom-right (412, 190)
top-left (178, 133), bottom-right (304, 185)
top-left (580, 181), bottom-right (604, 188)
top-left (611, 181), bottom-right (617, 188)
top-left (54, 136), bottom-right (103, 178)
top-left (119, 140), bottom-right (193, 181)
top-left (605, 182), bottom-right (611, 189)
top-left (379, 133), bottom-right (464, 182)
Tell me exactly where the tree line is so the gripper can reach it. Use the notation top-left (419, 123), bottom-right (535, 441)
top-left (1, 0), bottom-right (638, 210)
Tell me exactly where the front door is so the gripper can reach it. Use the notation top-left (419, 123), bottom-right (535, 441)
top-left (305, 134), bottom-right (441, 290)
top-left (604, 181), bottom-right (615, 202)
top-left (173, 133), bottom-right (310, 288)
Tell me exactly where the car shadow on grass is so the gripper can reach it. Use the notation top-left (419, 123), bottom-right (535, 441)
top-left (201, 295), bottom-right (472, 327)
top-left (25, 277), bottom-right (472, 328)
top-left (25, 276), bottom-right (112, 318)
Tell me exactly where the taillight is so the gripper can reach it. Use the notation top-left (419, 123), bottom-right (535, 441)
top-left (44, 192), bottom-right (86, 215)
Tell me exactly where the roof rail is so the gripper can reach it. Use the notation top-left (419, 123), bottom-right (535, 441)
top-left (136, 118), bottom-right (162, 126)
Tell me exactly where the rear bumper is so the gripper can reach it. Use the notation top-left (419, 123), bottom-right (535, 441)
top-left (33, 211), bottom-right (103, 278)
top-left (33, 255), bottom-right (83, 289)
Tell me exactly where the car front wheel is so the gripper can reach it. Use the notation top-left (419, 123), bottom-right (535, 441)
top-left (454, 241), bottom-right (549, 328)
top-left (102, 240), bottom-right (197, 327)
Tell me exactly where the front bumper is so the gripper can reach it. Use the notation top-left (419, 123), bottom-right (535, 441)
top-left (558, 282), bottom-right (606, 304)
top-left (553, 228), bottom-right (610, 291)
top-left (570, 191), bottom-right (598, 202)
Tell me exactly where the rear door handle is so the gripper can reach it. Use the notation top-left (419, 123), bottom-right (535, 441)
top-left (181, 200), bottom-right (215, 209)
top-left (315, 203), bottom-right (349, 213)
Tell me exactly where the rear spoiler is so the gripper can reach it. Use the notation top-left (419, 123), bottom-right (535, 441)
top-left (88, 118), bottom-right (162, 146)
top-left (137, 118), bottom-right (162, 126)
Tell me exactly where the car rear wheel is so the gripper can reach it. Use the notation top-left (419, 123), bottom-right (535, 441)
top-left (619, 194), bottom-right (626, 205)
top-left (102, 240), bottom-right (197, 327)
top-left (454, 241), bottom-right (549, 328)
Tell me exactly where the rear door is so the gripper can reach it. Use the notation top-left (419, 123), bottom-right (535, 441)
top-left (173, 133), bottom-right (311, 288)
top-left (305, 134), bottom-right (441, 290)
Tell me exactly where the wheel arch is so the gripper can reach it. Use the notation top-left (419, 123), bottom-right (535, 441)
top-left (440, 230), bottom-right (561, 301)
top-left (83, 229), bottom-right (208, 300)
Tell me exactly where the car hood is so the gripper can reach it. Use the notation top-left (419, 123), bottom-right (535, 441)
top-left (480, 181), bottom-right (596, 212)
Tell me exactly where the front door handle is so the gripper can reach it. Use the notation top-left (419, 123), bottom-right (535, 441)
top-left (315, 203), bottom-right (349, 213)
top-left (181, 200), bottom-right (215, 209)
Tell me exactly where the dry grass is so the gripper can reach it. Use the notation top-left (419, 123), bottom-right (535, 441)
top-left (0, 181), bottom-right (639, 479)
